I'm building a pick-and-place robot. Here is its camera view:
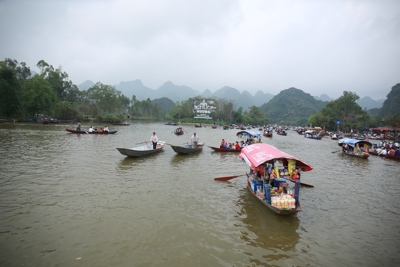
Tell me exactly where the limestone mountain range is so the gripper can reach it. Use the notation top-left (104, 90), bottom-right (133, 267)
top-left (77, 80), bottom-right (384, 111)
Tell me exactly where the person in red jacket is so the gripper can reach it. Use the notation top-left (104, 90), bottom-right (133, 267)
top-left (235, 141), bottom-right (241, 150)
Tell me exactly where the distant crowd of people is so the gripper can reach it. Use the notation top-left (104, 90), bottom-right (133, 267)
top-left (369, 140), bottom-right (400, 156)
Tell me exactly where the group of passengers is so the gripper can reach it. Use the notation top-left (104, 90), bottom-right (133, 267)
top-left (220, 139), bottom-right (245, 150)
top-left (88, 126), bottom-right (109, 133)
top-left (369, 141), bottom-right (400, 156)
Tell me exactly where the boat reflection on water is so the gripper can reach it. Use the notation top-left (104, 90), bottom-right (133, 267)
top-left (234, 187), bottom-right (301, 265)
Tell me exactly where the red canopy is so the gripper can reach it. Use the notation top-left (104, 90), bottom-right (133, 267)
top-left (239, 143), bottom-right (313, 172)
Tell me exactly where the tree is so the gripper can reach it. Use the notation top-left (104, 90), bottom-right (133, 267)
top-left (308, 91), bottom-right (370, 132)
top-left (22, 75), bottom-right (57, 118)
top-left (37, 60), bottom-right (79, 103)
top-left (0, 59), bottom-right (31, 118)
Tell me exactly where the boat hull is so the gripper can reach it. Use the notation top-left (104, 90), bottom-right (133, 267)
top-left (170, 143), bottom-right (204, 154)
top-left (116, 142), bottom-right (165, 157)
top-left (66, 129), bottom-right (117, 134)
top-left (246, 182), bottom-right (301, 215)
top-left (208, 146), bottom-right (241, 152)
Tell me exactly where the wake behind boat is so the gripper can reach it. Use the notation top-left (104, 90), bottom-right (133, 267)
top-left (169, 143), bottom-right (205, 154)
top-left (116, 141), bottom-right (165, 157)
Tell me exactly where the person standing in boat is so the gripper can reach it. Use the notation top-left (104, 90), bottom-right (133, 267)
top-left (151, 132), bottom-right (158, 149)
top-left (191, 132), bottom-right (199, 147)
top-left (76, 121), bottom-right (81, 131)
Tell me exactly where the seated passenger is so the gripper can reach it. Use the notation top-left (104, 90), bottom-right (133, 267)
top-left (104, 126), bottom-right (109, 132)
top-left (220, 139), bottom-right (227, 149)
top-left (235, 141), bottom-right (241, 150)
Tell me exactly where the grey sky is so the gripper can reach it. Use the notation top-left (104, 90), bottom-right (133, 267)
top-left (1, 0), bottom-right (399, 100)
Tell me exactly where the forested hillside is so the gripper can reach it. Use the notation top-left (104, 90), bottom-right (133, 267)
top-left (260, 87), bottom-right (327, 125)
top-left (380, 83), bottom-right (400, 117)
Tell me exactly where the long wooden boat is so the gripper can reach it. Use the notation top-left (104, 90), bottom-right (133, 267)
top-left (338, 138), bottom-right (371, 159)
top-left (116, 141), bottom-right (165, 157)
top-left (208, 146), bottom-right (241, 152)
top-left (369, 150), bottom-right (400, 161)
top-left (384, 154), bottom-right (400, 161)
top-left (112, 123), bottom-right (130, 126)
top-left (169, 143), bottom-right (205, 154)
top-left (66, 129), bottom-right (118, 134)
top-left (276, 131), bottom-right (287, 136)
top-left (239, 143), bottom-right (313, 215)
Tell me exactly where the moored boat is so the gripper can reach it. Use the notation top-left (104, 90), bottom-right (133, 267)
top-left (208, 146), bottom-right (241, 152)
top-left (239, 143), bottom-right (313, 215)
top-left (169, 143), bottom-right (205, 154)
top-left (66, 129), bottom-right (118, 134)
top-left (116, 141), bottom-right (165, 157)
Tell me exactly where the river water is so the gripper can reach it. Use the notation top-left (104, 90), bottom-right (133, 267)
top-left (0, 122), bottom-right (399, 267)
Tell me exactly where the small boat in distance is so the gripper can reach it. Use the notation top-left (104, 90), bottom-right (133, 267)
top-left (165, 122), bottom-right (178, 126)
top-left (174, 127), bottom-right (184, 135)
top-left (169, 143), bottom-right (205, 154)
top-left (116, 141), bottom-right (165, 157)
top-left (66, 129), bottom-right (118, 134)
top-left (112, 122), bottom-right (130, 126)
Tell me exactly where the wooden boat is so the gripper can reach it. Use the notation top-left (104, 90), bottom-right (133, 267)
top-left (211, 125), bottom-right (217, 129)
top-left (338, 138), bottom-right (372, 159)
top-left (239, 143), bottom-right (313, 215)
top-left (169, 143), bottom-right (205, 154)
top-left (165, 122), bottom-right (178, 126)
top-left (116, 141), bottom-right (165, 157)
top-left (112, 123), bottom-right (130, 126)
top-left (194, 124), bottom-right (202, 128)
top-left (384, 154), bottom-right (400, 161)
top-left (66, 129), bottom-right (118, 134)
top-left (174, 127), bottom-right (184, 135)
top-left (369, 150), bottom-right (400, 161)
top-left (237, 130), bottom-right (262, 141)
top-left (208, 146), bottom-right (241, 152)
top-left (263, 131), bottom-right (273, 137)
top-left (276, 131), bottom-right (287, 136)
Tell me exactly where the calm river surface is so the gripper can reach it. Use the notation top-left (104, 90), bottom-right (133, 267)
top-left (0, 122), bottom-right (399, 267)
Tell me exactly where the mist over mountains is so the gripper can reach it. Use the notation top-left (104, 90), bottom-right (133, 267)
top-left (78, 80), bottom-right (384, 110)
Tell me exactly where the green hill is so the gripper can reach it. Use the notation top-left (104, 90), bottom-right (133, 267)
top-left (260, 87), bottom-right (327, 125)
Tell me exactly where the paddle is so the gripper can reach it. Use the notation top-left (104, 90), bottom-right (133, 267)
top-left (331, 150), bottom-right (342, 153)
top-left (288, 179), bottom-right (314, 188)
top-left (214, 174), bottom-right (245, 181)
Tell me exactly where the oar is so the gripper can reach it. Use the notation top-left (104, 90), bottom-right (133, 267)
top-left (288, 179), bottom-right (314, 188)
top-left (331, 150), bottom-right (342, 153)
top-left (214, 174), bottom-right (245, 181)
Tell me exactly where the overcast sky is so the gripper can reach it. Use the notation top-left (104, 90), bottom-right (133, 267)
top-left (1, 0), bottom-right (399, 100)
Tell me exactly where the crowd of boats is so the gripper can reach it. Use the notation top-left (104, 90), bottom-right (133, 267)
top-left (63, 122), bottom-right (400, 215)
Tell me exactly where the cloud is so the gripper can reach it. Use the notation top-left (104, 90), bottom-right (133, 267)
top-left (1, 0), bottom-right (399, 100)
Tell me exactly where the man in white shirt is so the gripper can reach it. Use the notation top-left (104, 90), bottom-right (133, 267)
top-left (191, 133), bottom-right (199, 147)
top-left (150, 132), bottom-right (158, 149)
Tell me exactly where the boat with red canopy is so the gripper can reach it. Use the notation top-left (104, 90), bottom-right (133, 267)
top-left (239, 143), bottom-right (313, 215)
